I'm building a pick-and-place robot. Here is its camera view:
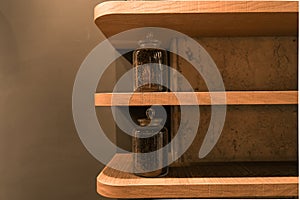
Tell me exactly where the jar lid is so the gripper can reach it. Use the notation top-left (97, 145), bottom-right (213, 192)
top-left (137, 108), bottom-right (163, 127)
top-left (137, 118), bottom-right (163, 127)
top-left (138, 32), bottom-right (161, 49)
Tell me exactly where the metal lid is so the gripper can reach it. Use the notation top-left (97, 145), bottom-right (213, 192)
top-left (137, 118), bottom-right (151, 127)
top-left (137, 108), bottom-right (163, 127)
top-left (137, 118), bottom-right (163, 127)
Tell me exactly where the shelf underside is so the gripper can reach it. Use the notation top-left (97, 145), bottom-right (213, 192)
top-left (94, 91), bottom-right (298, 106)
top-left (94, 1), bottom-right (298, 38)
top-left (97, 154), bottom-right (298, 198)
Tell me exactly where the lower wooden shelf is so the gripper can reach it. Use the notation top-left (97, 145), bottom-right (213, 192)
top-left (97, 154), bottom-right (298, 198)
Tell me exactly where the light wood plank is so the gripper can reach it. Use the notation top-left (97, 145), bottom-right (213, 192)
top-left (94, 91), bottom-right (298, 106)
top-left (94, 1), bottom-right (298, 38)
top-left (97, 154), bottom-right (298, 198)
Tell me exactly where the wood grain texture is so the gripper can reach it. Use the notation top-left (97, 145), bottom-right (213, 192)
top-left (94, 1), bottom-right (298, 37)
top-left (94, 91), bottom-right (298, 106)
top-left (97, 154), bottom-right (298, 198)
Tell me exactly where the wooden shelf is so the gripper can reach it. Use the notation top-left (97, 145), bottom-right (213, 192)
top-left (94, 1), bottom-right (298, 38)
top-left (94, 91), bottom-right (298, 106)
top-left (97, 154), bottom-right (298, 198)
top-left (94, 1), bottom-right (298, 198)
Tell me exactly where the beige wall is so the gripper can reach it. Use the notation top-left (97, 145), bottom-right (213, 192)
top-left (0, 0), bottom-right (115, 199)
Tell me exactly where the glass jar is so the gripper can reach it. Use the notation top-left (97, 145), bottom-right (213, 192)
top-left (132, 108), bottom-right (168, 177)
top-left (133, 33), bottom-right (168, 92)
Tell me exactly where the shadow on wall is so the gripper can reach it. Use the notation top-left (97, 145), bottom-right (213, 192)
top-left (0, 11), bottom-right (19, 82)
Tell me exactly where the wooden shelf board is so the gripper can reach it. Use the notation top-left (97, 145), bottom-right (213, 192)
top-left (97, 154), bottom-right (298, 198)
top-left (94, 91), bottom-right (298, 106)
top-left (94, 1), bottom-right (298, 38)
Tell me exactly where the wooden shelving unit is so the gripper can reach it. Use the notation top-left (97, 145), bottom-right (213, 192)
top-left (97, 154), bottom-right (298, 198)
top-left (94, 1), bottom-right (298, 37)
top-left (94, 91), bottom-right (298, 106)
top-left (94, 1), bottom-right (298, 199)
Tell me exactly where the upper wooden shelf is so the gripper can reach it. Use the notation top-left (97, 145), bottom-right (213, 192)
top-left (94, 91), bottom-right (298, 106)
top-left (97, 154), bottom-right (298, 198)
top-left (94, 1), bottom-right (298, 38)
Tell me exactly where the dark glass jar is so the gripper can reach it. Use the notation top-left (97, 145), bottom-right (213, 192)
top-left (132, 108), bottom-right (168, 177)
top-left (133, 33), bottom-right (168, 92)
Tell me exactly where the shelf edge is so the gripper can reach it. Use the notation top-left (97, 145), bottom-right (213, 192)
top-left (96, 154), bottom-right (299, 198)
top-left (94, 91), bottom-right (298, 106)
top-left (94, 1), bottom-right (299, 21)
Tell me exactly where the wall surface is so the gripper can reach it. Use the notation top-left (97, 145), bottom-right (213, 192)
top-left (0, 0), bottom-right (113, 199)
top-left (171, 37), bottom-right (298, 164)
top-left (1, 0), bottom-right (298, 199)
